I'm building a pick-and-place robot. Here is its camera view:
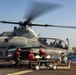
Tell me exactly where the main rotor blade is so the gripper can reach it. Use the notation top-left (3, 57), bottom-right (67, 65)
top-left (25, 0), bottom-right (61, 21)
top-left (0, 21), bottom-right (20, 24)
top-left (30, 23), bottom-right (76, 29)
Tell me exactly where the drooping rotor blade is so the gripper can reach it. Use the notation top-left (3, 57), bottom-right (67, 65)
top-left (0, 21), bottom-right (20, 24)
top-left (0, 20), bottom-right (33, 27)
top-left (30, 23), bottom-right (76, 29)
top-left (25, 0), bottom-right (61, 21)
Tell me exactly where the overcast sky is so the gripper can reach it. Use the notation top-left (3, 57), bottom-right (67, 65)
top-left (0, 0), bottom-right (76, 47)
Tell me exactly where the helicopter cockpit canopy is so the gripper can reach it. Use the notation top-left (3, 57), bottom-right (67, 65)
top-left (38, 37), bottom-right (68, 49)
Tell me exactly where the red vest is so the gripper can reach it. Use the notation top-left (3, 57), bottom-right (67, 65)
top-left (29, 53), bottom-right (34, 61)
top-left (14, 51), bottom-right (20, 58)
top-left (41, 50), bottom-right (46, 57)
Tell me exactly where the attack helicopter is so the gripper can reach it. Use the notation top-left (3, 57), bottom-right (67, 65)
top-left (0, 0), bottom-right (75, 63)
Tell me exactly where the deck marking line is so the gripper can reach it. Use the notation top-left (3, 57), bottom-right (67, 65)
top-left (6, 70), bottom-right (33, 75)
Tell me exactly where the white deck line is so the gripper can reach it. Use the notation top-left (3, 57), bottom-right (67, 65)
top-left (6, 70), bottom-right (33, 75)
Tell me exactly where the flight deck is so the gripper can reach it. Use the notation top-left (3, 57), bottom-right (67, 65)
top-left (0, 61), bottom-right (76, 75)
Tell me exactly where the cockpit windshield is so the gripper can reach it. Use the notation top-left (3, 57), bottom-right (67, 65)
top-left (38, 37), bottom-right (68, 49)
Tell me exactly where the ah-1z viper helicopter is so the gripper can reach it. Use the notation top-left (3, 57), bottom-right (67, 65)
top-left (0, 0), bottom-right (75, 63)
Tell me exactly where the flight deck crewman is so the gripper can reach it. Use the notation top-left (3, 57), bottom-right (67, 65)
top-left (39, 49), bottom-right (47, 58)
top-left (39, 49), bottom-right (47, 66)
top-left (13, 48), bottom-right (21, 68)
top-left (28, 49), bottom-right (35, 68)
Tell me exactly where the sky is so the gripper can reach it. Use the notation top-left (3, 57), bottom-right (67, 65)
top-left (0, 0), bottom-right (76, 47)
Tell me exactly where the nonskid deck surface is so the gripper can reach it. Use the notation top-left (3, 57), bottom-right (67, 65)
top-left (0, 62), bottom-right (76, 75)
top-left (0, 67), bottom-right (76, 75)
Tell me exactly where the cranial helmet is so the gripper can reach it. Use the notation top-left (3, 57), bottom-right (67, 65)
top-left (29, 49), bottom-right (33, 54)
top-left (17, 48), bottom-right (21, 51)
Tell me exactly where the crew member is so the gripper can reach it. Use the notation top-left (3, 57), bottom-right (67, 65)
top-left (39, 49), bottom-right (47, 66)
top-left (28, 49), bottom-right (34, 68)
top-left (13, 48), bottom-right (21, 68)
top-left (39, 49), bottom-right (47, 58)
